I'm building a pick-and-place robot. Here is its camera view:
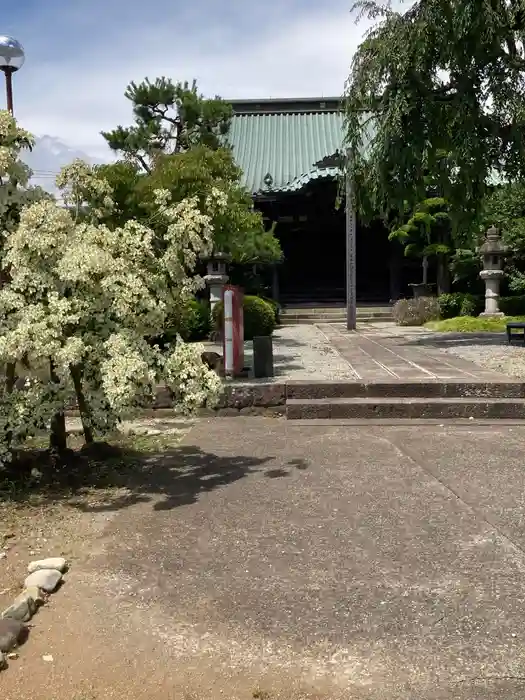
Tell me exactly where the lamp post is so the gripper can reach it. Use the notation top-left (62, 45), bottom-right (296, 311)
top-left (0, 36), bottom-right (25, 115)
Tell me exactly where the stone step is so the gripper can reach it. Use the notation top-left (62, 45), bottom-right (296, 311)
top-left (286, 397), bottom-right (525, 420)
top-left (286, 380), bottom-right (525, 399)
top-left (281, 313), bottom-right (392, 319)
top-left (281, 316), bottom-right (393, 325)
top-left (281, 308), bottom-right (392, 317)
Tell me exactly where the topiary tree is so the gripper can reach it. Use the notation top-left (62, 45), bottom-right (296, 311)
top-left (389, 197), bottom-right (453, 293)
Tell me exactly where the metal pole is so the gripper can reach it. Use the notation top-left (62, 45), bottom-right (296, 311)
top-left (345, 148), bottom-right (357, 330)
top-left (2, 67), bottom-right (14, 114)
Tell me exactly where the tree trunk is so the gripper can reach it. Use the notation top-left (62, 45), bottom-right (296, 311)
top-left (5, 361), bottom-right (16, 393)
top-left (422, 256), bottom-right (429, 285)
top-left (69, 363), bottom-right (94, 444)
top-left (437, 255), bottom-right (451, 294)
top-left (49, 359), bottom-right (67, 453)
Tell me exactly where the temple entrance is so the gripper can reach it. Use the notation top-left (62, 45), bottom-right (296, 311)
top-left (257, 180), bottom-right (393, 304)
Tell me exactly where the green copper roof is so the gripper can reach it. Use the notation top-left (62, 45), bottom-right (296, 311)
top-left (228, 98), bottom-right (345, 195)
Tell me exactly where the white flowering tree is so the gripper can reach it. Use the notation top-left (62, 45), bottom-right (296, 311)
top-left (0, 112), bottom-right (223, 466)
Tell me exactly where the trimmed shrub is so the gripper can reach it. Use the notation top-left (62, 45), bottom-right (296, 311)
top-left (213, 295), bottom-right (276, 340)
top-left (438, 293), bottom-right (464, 319)
top-left (160, 299), bottom-right (210, 346)
top-left (393, 296), bottom-right (440, 326)
top-left (438, 292), bottom-right (483, 319)
top-left (177, 299), bottom-right (211, 341)
top-left (260, 296), bottom-right (281, 325)
top-left (459, 293), bottom-right (483, 317)
top-left (499, 295), bottom-right (525, 316)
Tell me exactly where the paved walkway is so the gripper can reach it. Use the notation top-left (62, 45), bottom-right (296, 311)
top-left (320, 324), bottom-right (509, 382)
top-left (206, 323), bottom-right (512, 384)
top-left (5, 419), bottom-right (525, 699)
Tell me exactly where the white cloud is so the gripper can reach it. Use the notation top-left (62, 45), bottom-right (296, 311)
top-left (9, 2), bottom-right (375, 160)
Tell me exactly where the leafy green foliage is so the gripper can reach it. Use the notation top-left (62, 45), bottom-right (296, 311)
top-left (139, 148), bottom-right (281, 264)
top-left (389, 197), bottom-right (452, 256)
top-left (213, 295), bottom-right (276, 340)
top-left (151, 298), bottom-right (211, 347)
top-left (94, 161), bottom-right (144, 226)
top-left (98, 78), bottom-right (281, 265)
top-left (449, 249), bottom-right (482, 291)
top-left (482, 182), bottom-right (525, 257)
top-left (390, 197), bottom-right (453, 291)
top-left (345, 0), bottom-right (525, 230)
top-left (101, 78), bottom-right (232, 171)
top-left (176, 299), bottom-right (211, 342)
top-left (438, 292), bottom-right (484, 319)
top-left (499, 295), bottom-right (525, 316)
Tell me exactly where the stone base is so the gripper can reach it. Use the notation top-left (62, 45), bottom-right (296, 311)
top-left (479, 311), bottom-right (504, 317)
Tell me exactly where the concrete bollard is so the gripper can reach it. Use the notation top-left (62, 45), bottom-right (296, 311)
top-left (253, 336), bottom-right (274, 378)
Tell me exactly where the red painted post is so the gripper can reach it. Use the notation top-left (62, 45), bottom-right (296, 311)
top-left (222, 285), bottom-right (244, 377)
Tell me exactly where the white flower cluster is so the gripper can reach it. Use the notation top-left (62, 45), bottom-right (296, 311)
top-left (164, 338), bottom-right (222, 414)
top-left (0, 117), bottom-right (228, 462)
top-left (56, 159), bottom-right (114, 219)
top-left (0, 110), bottom-right (36, 227)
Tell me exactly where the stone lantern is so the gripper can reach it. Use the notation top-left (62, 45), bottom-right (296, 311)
top-left (204, 252), bottom-right (230, 310)
top-left (478, 225), bottom-right (507, 317)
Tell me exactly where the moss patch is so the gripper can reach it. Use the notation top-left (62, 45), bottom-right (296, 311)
top-left (425, 315), bottom-right (525, 333)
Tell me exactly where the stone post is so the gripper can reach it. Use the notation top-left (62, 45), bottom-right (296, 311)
top-left (478, 226), bottom-right (506, 317)
top-left (204, 252), bottom-right (229, 311)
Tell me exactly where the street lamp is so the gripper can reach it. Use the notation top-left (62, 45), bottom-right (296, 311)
top-left (0, 36), bottom-right (25, 115)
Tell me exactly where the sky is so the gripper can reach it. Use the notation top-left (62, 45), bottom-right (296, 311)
top-left (1, 0), bottom-right (377, 160)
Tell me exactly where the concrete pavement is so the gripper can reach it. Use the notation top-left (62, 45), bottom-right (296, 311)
top-left (5, 418), bottom-right (525, 699)
top-left (92, 419), bottom-right (525, 699)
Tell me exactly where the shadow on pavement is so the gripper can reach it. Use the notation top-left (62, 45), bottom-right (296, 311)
top-left (0, 442), bottom-right (282, 514)
top-left (398, 331), bottom-right (508, 349)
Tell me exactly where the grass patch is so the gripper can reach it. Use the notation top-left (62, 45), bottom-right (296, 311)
top-left (425, 315), bottom-right (525, 333)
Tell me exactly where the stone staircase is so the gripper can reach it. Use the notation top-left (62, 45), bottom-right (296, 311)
top-left (280, 305), bottom-right (393, 325)
top-left (285, 380), bottom-right (525, 420)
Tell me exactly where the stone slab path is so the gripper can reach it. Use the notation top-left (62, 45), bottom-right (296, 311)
top-left (320, 324), bottom-right (509, 382)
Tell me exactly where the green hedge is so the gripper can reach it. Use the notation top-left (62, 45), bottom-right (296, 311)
top-left (213, 295), bottom-right (276, 340)
top-left (438, 292), bottom-right (525, 318)
top-left (259, 296), bottom-right (281, 325)
top-left (161, 298), bottom-right (210, 345)
top-left (438, 292), bottom-right (484, 319)
top-left (499, 295), bottom-right (525, 316)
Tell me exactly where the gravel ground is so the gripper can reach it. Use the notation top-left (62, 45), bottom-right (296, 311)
top-left (204, 324), bottom-right (357, 381)
top-left (440, 338), bottom-right (525, 379)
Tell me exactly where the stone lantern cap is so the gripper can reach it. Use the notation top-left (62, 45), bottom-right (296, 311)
top-left (201, 251), bottom-right (231, 264)
top-left (478, 225), bottom-right (507, 256)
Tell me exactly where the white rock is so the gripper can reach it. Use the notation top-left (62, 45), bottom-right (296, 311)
top-left (42, 654), bottom-right (53, 662)
top-left (24, 569), bottom-right (62, 593)
top-left (0, 553), bottom-right (6, 560)
top-left (27, 557), bottom-right (67, 574)
top-left (23, 586), bottom-right (45, 607)
top-left (7, 652), bottom-right (18, 660)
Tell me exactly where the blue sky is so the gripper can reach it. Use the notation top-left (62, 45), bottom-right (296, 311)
top-left (2, 0), bottom-right (375, 158)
